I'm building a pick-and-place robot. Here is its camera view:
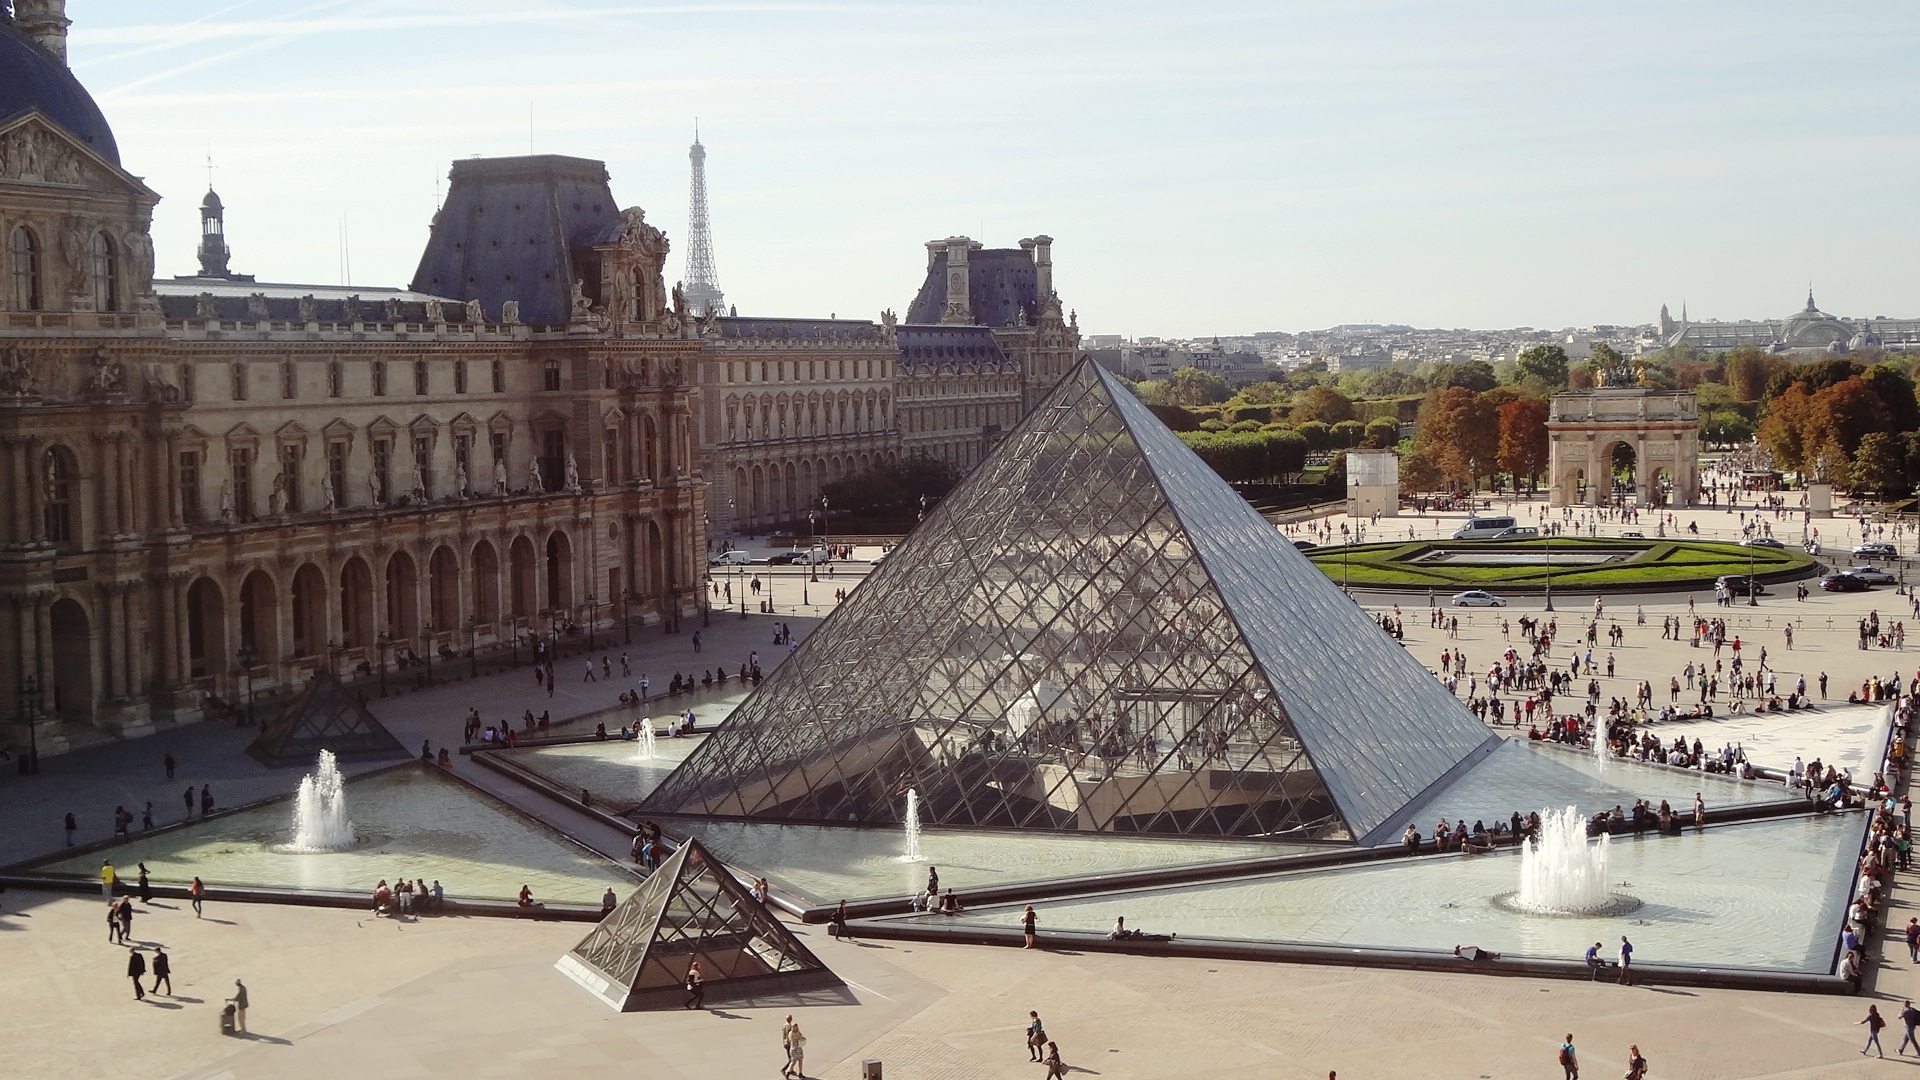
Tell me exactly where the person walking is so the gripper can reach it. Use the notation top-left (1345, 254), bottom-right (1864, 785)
top-left (1907, 917), bottom-right (1919, 963)
top-left (1693, 792), bottom-right (1705, 831)
top-left (227, 979), bottom-right (249, 1032)
top-left (190, 876), bottom-right (205, 918)
top-left (1624, 1044), bottom-right (1647, 1080)
top-left (117, 896), bottom-right (134, 942)
top-left (63, 811), bottom-right (76, 846)
top-left (107, 902), bottom-right (122, 943)
top-left (682, 961), bottom-right (705, 1010)
top-left (1900, 1000), bottom-right (1920, 1056)
top-left (780, 1014), bottom-right (800, 1079)
top-left (1022, 904), bottom-right (1037, 949)
top-left (137, 863), bottom-right (151, 903)
top-left (1862, 1004), bottom-right (1888, 1057)
top-left (1026, 1011), bottom-right (1047, 1062)
top-left (1559, 1033), bottom-right (1579, 1080)
top-left (1043, 1040), bottom-right (1067, 1079)
top-left (183, 786), bottom-right (194, 817)
top-left (164, 752), bottom-right (176, 780)
top-left (151, 946), bottom-right (172, 996)
top-left (101, 860), bottom-right (115, 899)
top-left (1617, 935), bottom-right (1634, 985)
top-left (126, 947), bottom-right (147, 1000)
top-left (786, 1021), bottom-right (806, 1078)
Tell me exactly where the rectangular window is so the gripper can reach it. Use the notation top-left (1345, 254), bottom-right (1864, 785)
top-left (327, 442), bottom-right (347, 507)
top-left (179, 364), bottom-right (195, 402)
top-left (282, 361), bottom-right (297, 399)
top-left (543, 359), bottom-right (561, 392)
top-left (413, 436), bottom-right (433, 496)
top-left (230, 363), bottom-right (248, 401)
top-left (231, 447), bottom-right (254, 522)
top-left (328, 361), bottom-right (342, 398)
top-left (540, 430), bottom-right (565, 493)
top-left (371, 360), bottom-right (387, 396)
top-left (178, 451), bottom-right (200, 522)
top-left (414, 360), bottom-right (428, 396)
top-left (454, 360), bottom-right (468, 394)
top-left (372, 438), bottom-right (391, 502)
top-left (279, 443), bottom-right (302, 513)
top-left (491, 359), bottom-right (504, 393)
top-left (603, 429), bottom-right (618, 484)
top-left (490, 432), bottom-right (506, 464)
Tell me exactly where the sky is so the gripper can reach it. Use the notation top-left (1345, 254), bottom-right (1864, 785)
top-left (57, 0), bottom-right (1920, 337)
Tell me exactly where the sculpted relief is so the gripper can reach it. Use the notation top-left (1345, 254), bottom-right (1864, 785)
top-left (598, 207), bottom-right (670, 327)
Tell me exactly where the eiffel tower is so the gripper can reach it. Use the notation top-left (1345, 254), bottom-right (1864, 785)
top-left (682, 123), bottom-right (724, 316)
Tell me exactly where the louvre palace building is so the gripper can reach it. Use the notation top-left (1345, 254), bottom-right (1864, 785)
top-left (0, 5), bottom-right (1078, 751)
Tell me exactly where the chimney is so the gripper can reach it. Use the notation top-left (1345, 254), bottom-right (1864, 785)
top-left (1031, 234), bottom-right (1054, 299)
top-left (15, 1), bottom-right (71, 65)
top-left (939, 236), bottom-right (975, 325)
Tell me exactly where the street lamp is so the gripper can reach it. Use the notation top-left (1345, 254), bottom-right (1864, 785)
top-left (585, 594), bottom-right (598, 650)
top-left (507, 615), bottom-right (521, 668)
top-left (808, 509), bottom-right (821, 584)
top-left (420, 623), bottom-right (437, 688)
top-left (465, 615), bottom-right (478, 678)
top-left (819, 495), bottom-right (830, 572)
top-left (1543, 531), bottom-right (1555, 612)
top-left (234, 644), bottom-right (258, 726)
top-left (16, 673), bottom-right (41, 775)
top-left (376, 632), bottom-right (394, 698)
top-left (1747, 544), bottom-right (1759, 607)
top-left (918, 493), bottom-right (929, 524)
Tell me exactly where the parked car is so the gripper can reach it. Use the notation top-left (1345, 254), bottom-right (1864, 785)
top-left (1450, 590), bottom-right (1508, 607)
top-left (1820, 572), bottom-right (1873, 592)
top-left (1291, 539), bottom-right (1318, 551)
top-left (1741, 537), bottom-right (1786, 549)
top-left (1715, 575), bottom-right (1768, 597)
top-left (1854, 542), bottom-right (1899, 560)
top-left (709, 550), bottom-right (754, 566)
top-left (1846, 565), bottom-right (1898, 586)
top-left (1490, 526), bottom-right (1539, 540)
top-left (1621, 531), bottom-right (1646, 539)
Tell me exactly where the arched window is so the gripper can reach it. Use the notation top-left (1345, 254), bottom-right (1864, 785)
top-left (90, 232), bottom-right (118, 312)
top-left (10, 226), bottom-right (41, 311)
top-left (43, 446), bottom-right (74, 543)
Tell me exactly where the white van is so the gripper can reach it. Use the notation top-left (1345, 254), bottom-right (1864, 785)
top-left (1452, 516), bottom-right (1518, 540)
top-left (709, 549), bottom-right (755, 566)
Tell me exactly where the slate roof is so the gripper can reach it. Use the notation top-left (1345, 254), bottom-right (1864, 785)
top-left (154, 280), bottom-right (464, 323)
top-left (894, 324), bottom-right (1009, 367)
top-left (0, 19), bottom-right (118, 164)
top-left (904, 247), bottom-right (1041, 327)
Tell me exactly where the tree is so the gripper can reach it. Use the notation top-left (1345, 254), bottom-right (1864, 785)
top-left (1166, 366), bottom-right (1231, 407)
top-left (1806, 376), bottom-right (1892, 464)
top-left (1416, 386), bottom-right (1498, 489)
top-left (1362, 417), bottom-right (1399, 449)
top-left (1724, 345), bottom-right (1787, 401)
top-left (1515, 344), bottom-right (1569, 389)
top-left (1296, 420), bottom-right (1331, 454)
top-left (1289, 385), bottom-right (1355, 425)
top-left (1758, 383), bottom-right (1813, 472)
top-left (1862, 363), bottom-right (1920, 433)
top-left (1701, 409), bottom-right (1754, 447)
top-left (1495, 398), bottom-right (1550, 490)
top-left (1436, 359), bottom-right (1498, 393)
top-left (820, 457), bottom-right (960, 516)
top-left (1331, 419), bottom-right (1365, 448)
top-left (1853, 432), bottom-right (1908, 497)
top-left (1398, 444), bottom-right (1443, 494)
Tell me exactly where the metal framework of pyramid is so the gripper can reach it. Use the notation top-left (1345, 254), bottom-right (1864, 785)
top-left (555, 839), bottom-right (839, 1011)
top-left (642, 358), bottom-right (1498, 845)
top-left (245, 671), bottom-right (408, 767)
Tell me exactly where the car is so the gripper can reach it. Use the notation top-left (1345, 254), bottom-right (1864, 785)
top-left (1846, 565), bottom-right (1898, 586)
top-left (766, 551), bottom-right (804, 565)
top-left (1741, 537), bottom-right (1786, 549)
top-left (1490, 526), bottom-right (1539, 540)
top-left (1853, 542), bottom-right (1899, 560)
top-left (1450, 590), bottom-right (1508, 607)
top-left (1821, 572), bottom-right (1873, 592)
top-left (708, 550), bottom-right (754, 566)
top-left (1715, 575), bottom-right (1768, 597)
top-left (1291, 539), bottom-right (1318, 551)
top-left (1621, 531), bottom-right (1646, 539)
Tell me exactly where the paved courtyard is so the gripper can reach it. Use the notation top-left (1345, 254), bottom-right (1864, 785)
top-left (7, 506), bottom-right (1920, 1078)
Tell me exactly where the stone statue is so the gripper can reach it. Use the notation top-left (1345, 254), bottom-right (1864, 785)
top-left (501, 299), bottom-right (520, 324)
top-left (246, 292), bottom-right (269, 319)
top-left (142, 362), bottom-right (179, 403)
top-left (86, 350), bottom-right (123, 394)
top-left (570, 279), bottom-right (592, 316)
top-left (564, 452), bottom-right (581, 493)
top-left (528, 457), bottom-right (543, 493)
top-left (409, 461), bottom-right (426, 502)
top-left (0, 347), bottom-right (36, 396)
top-left (195, 292), bottom-right (217, 318)
top-left (672, 282), bottom-right (687, 321)
top-left (421, 298), bottom-right (442, 323)
top-left (455, 460), bottom-right (469, 498)
top-left (124, 232), bottom-right (154, 294)
top-left (464, 298), bottom-right (484, 324)
top-left (698, 305), bottom-right (721, 338)
top-left (384, 297), bottom-right (403, 322)
top-left (618, 206), bottom-right (670, 322)
top-left (321, 473), bottom-right (336, 512)
top-left (367, 468), bottom-right (383, 507)
top-left (340, 294), bottom-right (361, 321)
top-left (218, 479), bottom-right (233, 521)
top-left (268, 473), bottom-right (285, 516)
top-left (493, 457), bottom-right (508, 495)
top-left (298, 295), bottom-right (318, 322)
top-left (60, 224), bottom-right (85, 294)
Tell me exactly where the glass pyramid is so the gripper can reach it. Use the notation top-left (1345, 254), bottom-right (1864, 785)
top-left (556, 838), bottom-right (838, 1011)
top-left (643, 359), bottom-right (1497, 845)
top-left (245, 671), bottom-right (407, 767)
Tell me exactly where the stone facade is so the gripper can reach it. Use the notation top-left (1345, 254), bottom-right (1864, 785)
top-left (0, 50), bottom-right (705, 751)
top-left (1546, 389), bottom-right (1699, 508)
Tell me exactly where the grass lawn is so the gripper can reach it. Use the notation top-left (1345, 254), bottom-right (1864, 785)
top-left (1307, 538), bottom-right (1817, 591)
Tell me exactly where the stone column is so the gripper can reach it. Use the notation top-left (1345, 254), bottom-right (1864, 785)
top-left (95, 435), bottom-right (116, 540)
top-left (172, 575), bottom-right (192, 685)
top-left (97, 583), bottom-right (122, 702)
top-left (5, 439), bottom-right (25, 543)
top-left (25, 438), bottom-right (45, 543)
top-left (118, 437), bottom-right (136, 534)
top-left (163, 435), bottom-right (182, 528)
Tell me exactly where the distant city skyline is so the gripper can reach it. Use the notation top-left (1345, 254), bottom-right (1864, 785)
top-left (73, 1), bottom-right (1920, 338)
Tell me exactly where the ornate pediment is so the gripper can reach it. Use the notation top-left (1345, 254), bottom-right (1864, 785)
top-left (366, 415), bottom-right (400, 437)
top-left (275, 420), bottom-right (312, 439)
top-left (407, 413), bottom-right (440, 432)
top-left (0, 113), bottom-right (158, 199)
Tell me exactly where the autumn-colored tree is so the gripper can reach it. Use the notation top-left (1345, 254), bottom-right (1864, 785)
top-left (1725, 345), bottom-right (1788, 402)
top-left (1398, 444), bottom-right (1443, 494)
top-left (1289, 385), bottom-right (1355, 425)
top-left (1758, 383), bottom-right (1813, 471)
top-left (1416, 386), bottom-right (1498, 489)
top-left (1806, 376), bottom-right (1892, 464)
top-left (1496, 398), bottom-right (1550, 490)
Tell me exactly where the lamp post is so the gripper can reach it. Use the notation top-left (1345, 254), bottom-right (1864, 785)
top-left (731, 498), bottom-right (747, 619)
top-left (16, 673), bottom-right (41, 775)
top-left (700, 513), bottom-right (711, 628)
top-left (585, 594), bottom-right (598, 650)
top-left (808, 509), bottom-right (821, 585)
top-left (376, 632), bottom-right (394, 698)
top-left (1747, 544), bottom-right (1759, 607)
top-left (1543, 531), bottom-right (1555, 612)
top-left (466, 616), bottom-right (478, 678)
top-left (234, 644), bottom-right (258, 726)
top-left (508, 615), bottom-right (521, 668)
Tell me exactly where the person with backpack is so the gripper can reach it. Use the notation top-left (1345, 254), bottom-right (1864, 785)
top-left (1558, 1033), bottom-right (1579, 1080)
top-left (1861, 1005), bottom-right (1888, 1058)
top-left (1625, 1044), bottom-right (1648, 1080)
top-left (1900, 1001), bottom-right (1920, 1056)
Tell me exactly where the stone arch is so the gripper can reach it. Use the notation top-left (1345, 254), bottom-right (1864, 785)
top-left (384, 550), bottom-right (419, 638)
top-left (508, 535), bottom-right (537, 617)
top-left (48, 597), bottom-right (93, 720)
top-left (290, 563), bottom-right (327, 659)
top-left (545, 529), bottom-right (574, 612)
top-left (429, 545), bottom-right (460, 630)
top-left (784, 460), bottom-right (798, 519)
top-left (186, 577), bottom-right (226, 680)
top-left (471, 539), bottom-right (501, 623)
top-left (238, 568), bottom-right (280, 664)
top-left (339, 556), bottom-right (374, 648)
top-left (750, 464), bottom-right (766, 524)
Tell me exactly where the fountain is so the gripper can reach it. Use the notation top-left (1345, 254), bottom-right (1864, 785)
top-left (637, 719), bottom-right (658, 762)
top-left (902, 788), bottom-right (923, 862)
top-left (1504, 805), bottom-right (1637, 916)
top-left (1594, 726), bottom-right (1607, 774)
top-left (287, 750), bottom-right (356, 851)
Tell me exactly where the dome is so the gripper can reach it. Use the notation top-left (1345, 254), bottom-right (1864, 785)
top-left (201, 188), bottom-right (224, 212)
top-left (0, 20), bottom-right (118, 164)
